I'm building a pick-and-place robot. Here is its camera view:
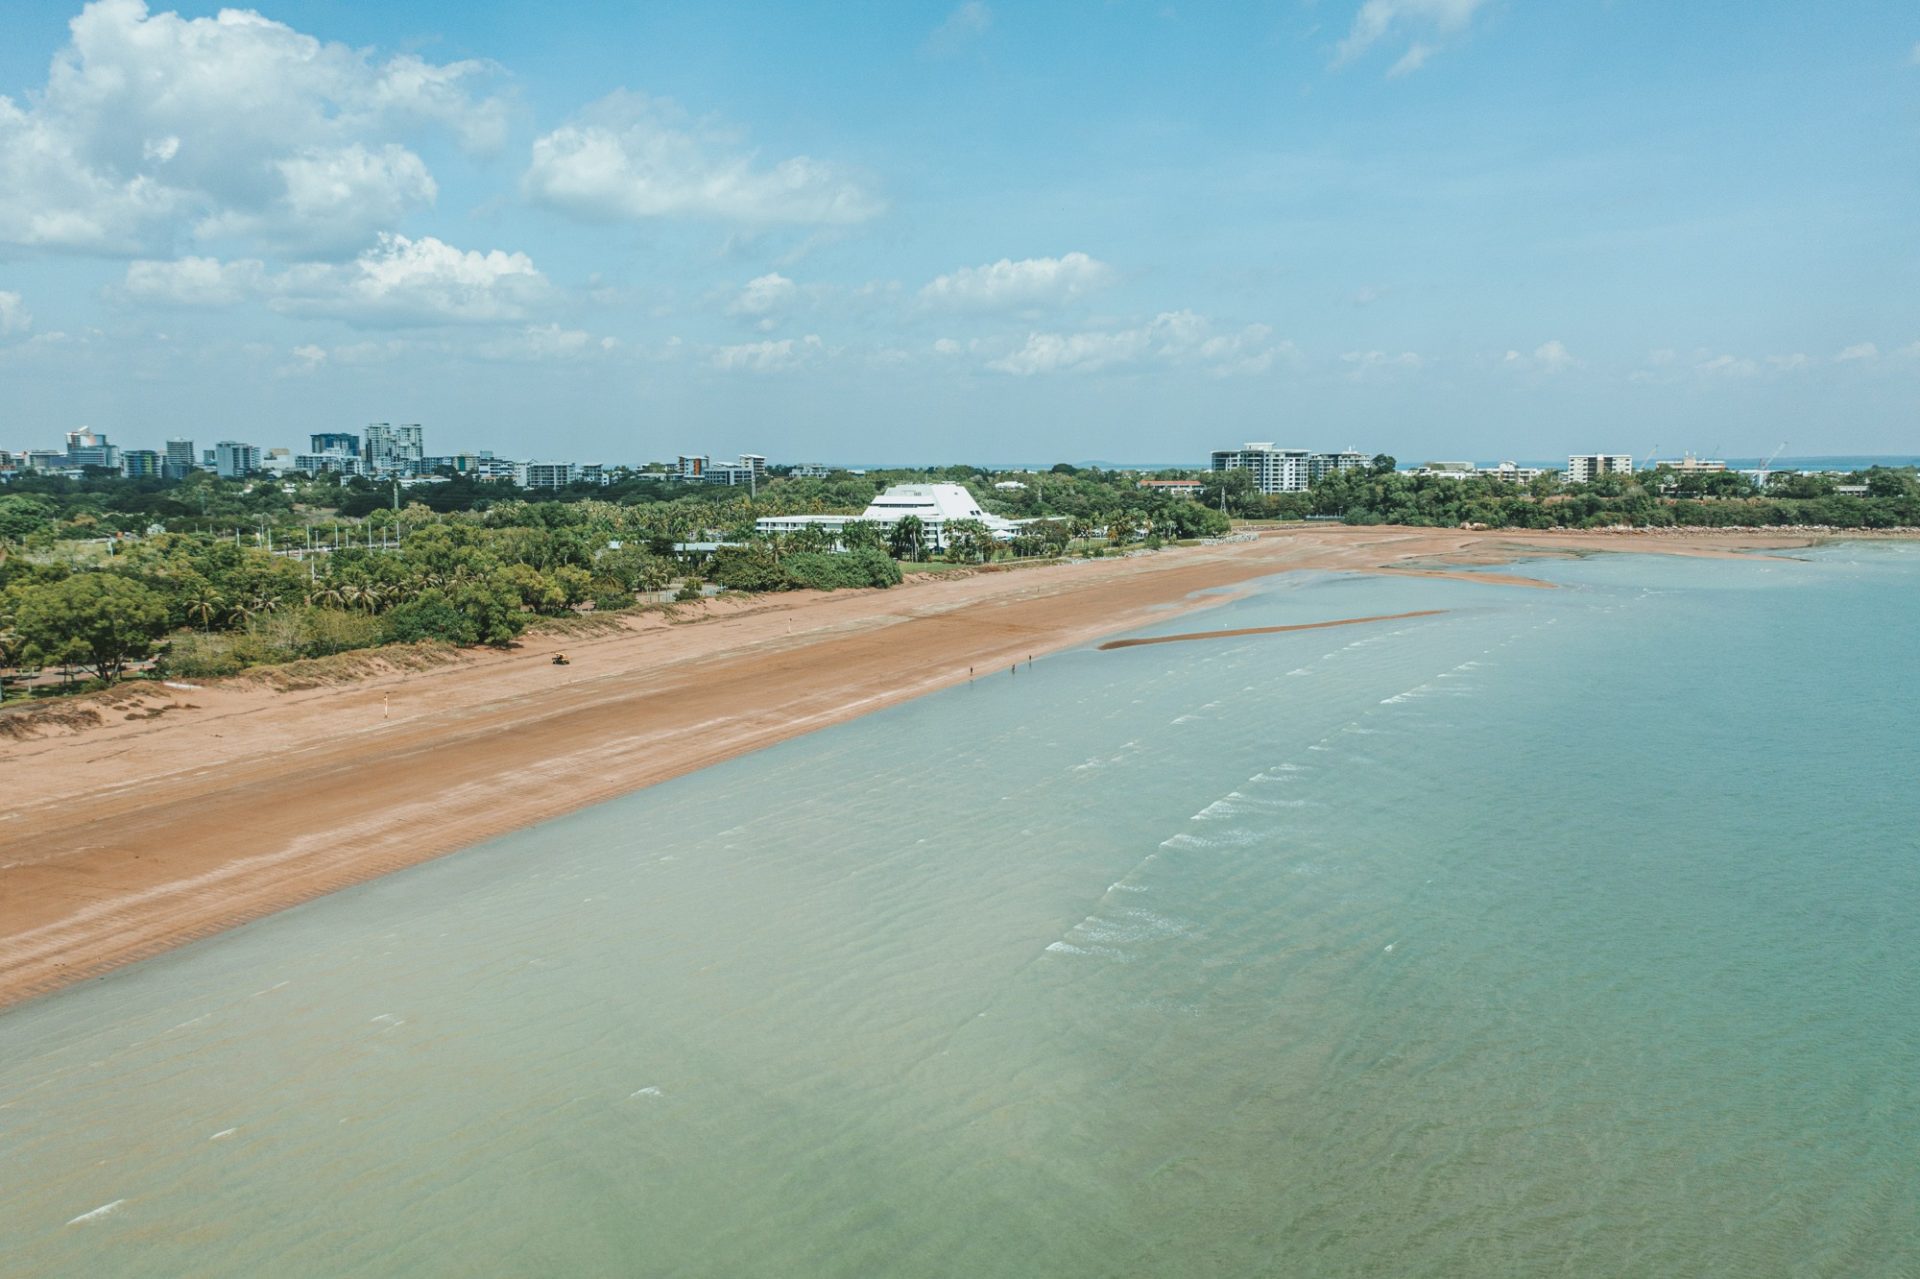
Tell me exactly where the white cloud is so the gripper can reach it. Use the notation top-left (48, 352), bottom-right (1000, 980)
top-left (1335, 0), bottom-right (1488, 73)
top-left (0, 0), bottom-right (506, 256)
top-left (1694, 353), bottom-right (1759, 378)
top-left (1766, 353), bottom-right (1810, 371)
top-left (1342, 349), bottom-right (1424, 376)
top-left (1502, 339), bottom-right (1577, 373)
top-left (0, 290), bottom-right (30, 336)
top-left (932, 337), bottom-right (964, 356)
top-left (194, 144), bottom-right (437, 253)
top-left (990, 311), bottom-right (1287, 376)
top-left (525, 91), bottom-right (881, 226)
top-left (476, 324), bottom-right (608, 361)
top-left (727, 272), bottom-right (797, 330)
top-left (122, 233), bottom-right (550, 326)
top-left (991, 328), bottom-right (1151, 375)
top-left (927, 3), bottom-right (993, 54)
top-left (920, 252), bottom-right (1114, 310)
top-left (712, 334), bottom-right (824, 373)
top-left (1387, 43), bottom-right (1436, 77)
top-left (1834, 341), bottom-right (1879, 363)
top-left (122, 255), bottom-right (268, 306)
top-left (1353, 284), bottom-right (1387, 306)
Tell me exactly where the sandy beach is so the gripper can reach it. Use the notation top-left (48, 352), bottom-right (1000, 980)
top-left (0, 525), bottom-right (1826, 1009)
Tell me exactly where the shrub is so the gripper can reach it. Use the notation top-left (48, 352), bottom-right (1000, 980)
top-left (709, 544), bottom-right (784, 592)
top-left (383, 592), bottom-right (481, 645)
top-left (782, 548), bottom-right (902, 591)
top-left (159, 630), bottom-right (244, 679)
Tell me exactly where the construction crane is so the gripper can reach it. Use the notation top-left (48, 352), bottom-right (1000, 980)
top-left (1756, 441), bottom-right (1788, 488)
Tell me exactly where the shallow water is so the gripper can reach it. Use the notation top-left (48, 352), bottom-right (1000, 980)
top-left (4, 545), bottom-right (1917, 1276)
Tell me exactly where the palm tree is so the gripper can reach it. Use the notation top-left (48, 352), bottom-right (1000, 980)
top-left (185, 592), bottom-right (220, 633)
top-left (888, 515), bottom-right (926, 562)
top-left (225, 599), bottom-right (257, 628)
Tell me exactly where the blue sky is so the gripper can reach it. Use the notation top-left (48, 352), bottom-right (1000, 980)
top-left (0, 0), bottom-right (1915, 465)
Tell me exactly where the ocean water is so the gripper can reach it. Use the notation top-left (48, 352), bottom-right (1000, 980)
top-left (4, 544), bottom-right (1918, 1277)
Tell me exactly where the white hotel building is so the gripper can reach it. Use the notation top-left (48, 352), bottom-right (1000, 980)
top-left (1211, 443), bottom-right (1310, 494)
top-left (1567, 454), bottom-right (1634, 484)
top-left (755, 483), bottom-right (1025, 551)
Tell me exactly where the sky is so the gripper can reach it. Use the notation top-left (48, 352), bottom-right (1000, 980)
top-left (0, 0), bottom-right (1915, 466)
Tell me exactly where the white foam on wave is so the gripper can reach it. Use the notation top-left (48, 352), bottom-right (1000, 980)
top-left (67, 1199), bottom-right (125, 1226)
top-left (209, 1127), bottom-right (238, 1141)
top-left (629, 1086), bottom-right (663, 1099)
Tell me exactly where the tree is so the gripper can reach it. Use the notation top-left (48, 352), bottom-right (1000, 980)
top-left (943, 518), bottom-right (991, 564)
top-left (13, 574), bottom-right (170, 684)
top-left (1197, 468), bottom-right (1256, 516)
top-left (888, 514), bottom-right (927, 561)
top-left (1371, 454), bottom-right (1397, 476)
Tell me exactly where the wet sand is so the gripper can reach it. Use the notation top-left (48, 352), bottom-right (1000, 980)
top-left (0, 525), bottom-right (1825, 1008)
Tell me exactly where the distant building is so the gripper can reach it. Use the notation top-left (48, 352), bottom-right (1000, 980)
top-left (517, 461), bottom-right (576, 489)
top-left (1670, 453), bottom-right (1727, 473)
top-left (213, 440), bottom-right (262, 478)
top-left (65, 427), bottom-right (119, 470)
top-left (164, 437), bottom-right (197, 480)
top-left (1414, 460), bottom-right (1477, 478)
top-left (678, 452), bottom-right (766, 487)
top-left (788, 463), bottom-right (833, 478)
top-left (363, 423), bottom-right (424, 475)
top-left (311, 431), bottom-right (361, 456)
top-left (121, 449), bottom-right (164, 479)
top-left (1138, 478), bottom-right (1204, 499)
top-left (756, 483), bottom-right (1026, 550)
top-left (27, 449), bottom-right (65, 471)
top-left (258, 448), bottom-right (295, 476)
top-left (993, 480), bottom-right (1028, 491)
top-left (295, 449), bottom-right (364, 477)
top-left (1567, 454), bottom-right (1633, 484)
top-left (1211, 443), bottom-right (1310, 494)
top-left (1308, 451), bottom-right (1370, 483)
top-left (1483, 461), bottom-right (1550, 484)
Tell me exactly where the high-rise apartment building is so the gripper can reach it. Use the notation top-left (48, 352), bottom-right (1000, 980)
top-left (65, 427), bottom-right (119, 470)
top-left (517, 461), bottom-right (576, 489)
top-left (311, 431), bottom-right (361, 456)
top-left (363, 423), bottom-right (424, 475)
top-left (1567, 454), bottom-right (1633, 484)
top-left (120, 449), bottom-right (164, 479)
top-left (213, 440), bottom-right (262, 478)
top-left (1308, 451), bottom-right (1370, 483)
top-left (1210, 443), bottom-right (1310, 494)
top-left (164, 438), bottom-right (197, 480)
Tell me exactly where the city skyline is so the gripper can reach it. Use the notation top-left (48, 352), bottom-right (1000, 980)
top-left (1, 1), bottom-right (1916, 463)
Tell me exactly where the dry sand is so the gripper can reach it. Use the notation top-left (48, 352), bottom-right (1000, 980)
top-left (0, 525), bottom-right (1826, 1008)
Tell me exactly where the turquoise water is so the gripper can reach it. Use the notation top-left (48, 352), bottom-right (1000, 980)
top-left (4, 545), bottom-right (1918, 1276)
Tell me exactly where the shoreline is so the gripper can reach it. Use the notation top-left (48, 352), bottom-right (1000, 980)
top-left (0, 526), bottom-right (1842, 1011)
